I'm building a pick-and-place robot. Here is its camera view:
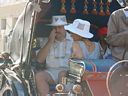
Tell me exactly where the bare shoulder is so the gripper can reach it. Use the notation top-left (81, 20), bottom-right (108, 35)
top-left (72, 41), bottom-right (80, 48)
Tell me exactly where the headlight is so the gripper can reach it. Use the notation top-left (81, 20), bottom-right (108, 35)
top-left (56, 84), bottom-right (64, 93)
top-left (73, 84), bottom-right (82, 94)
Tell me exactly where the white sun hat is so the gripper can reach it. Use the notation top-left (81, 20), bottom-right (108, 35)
top-left (64, 19), bottom-right (93, 39)
top-left (48, 15), bottom-right (67, 26)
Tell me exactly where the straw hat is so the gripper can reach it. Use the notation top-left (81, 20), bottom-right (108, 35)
top-left (48, 15), bottom-right (67, 26)
top-left (64, 19), bottom-right (93, 38)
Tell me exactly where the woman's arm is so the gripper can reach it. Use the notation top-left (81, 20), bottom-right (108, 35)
top-left (71, 42), bottom-right (83, 59)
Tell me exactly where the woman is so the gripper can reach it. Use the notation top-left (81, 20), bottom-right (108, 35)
top-left (64, 19), bottom-right (101, 59)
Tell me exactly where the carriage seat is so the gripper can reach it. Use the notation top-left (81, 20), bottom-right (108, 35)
top-left (83, 59), bottom-right (116, 72)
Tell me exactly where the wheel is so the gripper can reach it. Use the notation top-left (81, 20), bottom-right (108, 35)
top-left (106, 60), bottom-right (128, 96)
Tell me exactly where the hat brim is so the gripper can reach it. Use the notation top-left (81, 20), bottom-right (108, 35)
top-left (47, 22), bottom-right (68, 26)
top-left (64, 24), bottom-right (93, 39)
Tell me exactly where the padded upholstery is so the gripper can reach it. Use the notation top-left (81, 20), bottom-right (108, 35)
top-left (84, 59), bottom-right (116, 72)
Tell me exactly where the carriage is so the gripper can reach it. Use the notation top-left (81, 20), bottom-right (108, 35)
top-left (0, 0), bottom-right (128, 96)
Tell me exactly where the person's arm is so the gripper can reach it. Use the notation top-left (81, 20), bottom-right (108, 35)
top-left (106, 11), bottom-right (128, 47)
top-left (71, 42), bottom-right (83, 59)
top-left (37, 29), bottom-right (56, 63)
top-left (107, 30), bottom-right (128, 47)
